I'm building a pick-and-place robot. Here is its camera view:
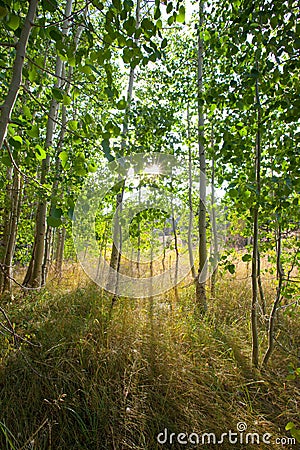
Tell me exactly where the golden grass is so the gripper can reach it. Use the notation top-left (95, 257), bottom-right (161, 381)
top-left (0, 263), bottom-right (299, 449)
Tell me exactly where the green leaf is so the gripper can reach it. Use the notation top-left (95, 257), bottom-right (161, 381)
top-left (27, 125), bottom-right (39, 138)
top-left (167, 15), bottom-right (174, 26)
top-left (12, 135), bottom-right (23, 145)
top-left (50, 206), bottom-right (62, 219)
top-left (68, 120), bottom-right (78, 131)
top-left (68, 208), bottom-right (74, 219)
top-left (68, 55), bottom-right (76, 67)
top-left (80, 65), bottom-right (92, 75)
top-left (242, 254), bottom-right (251, 262)
top-left (227, 264), bottom-right (236, 274)
top-left (92, 0), bottom-right (104, 10)
top-left (176, 6), bottom-right (185, 23)
top-left (74, 160), bottom-right (86, 176)
top-left (117, 99), bottom-right (127, 110)
top-left (52, 87), bottom-right (64, 101)
top-left (35, 145), bottom-right (46, 161)
top-left (28, 67), bottom-right (37, 83)
top-left (166, 2), bottom-right (173, 14)
top-left (49, 28), bottom-right (62, 42)
top-left (123, 47), bottom-right (133, 63)
top-left (0, 6), bottom-right (8, 18)
top-left (42, 0), bottom-right (58, 12)
top-left (141, 18), bottom-right (155, 32)
top-left (8, 136), bottom-right (22, 151)
top-left (88, 161), bottom-right (97, 172)
top-left (123, 16), bottom-right (136, 36)
top-left (58, 151), bottom-right (68, 168)
top-left (7, 14), bottom-right (20, 31)
top-left (102, 139), bottom-right (110, 152)
top-left (124, 0), bottom-right (134, 10)
top-left (67, 198), bottom-right (75, 209)
top-left (73, 88), bottom-right (80, 100)
top-left (228, 188), bottom-right (238, 198)
top-left (84, 113), bottom-right (93, 125)
top-left (63, 95), bottom-right (71, 106)
top-left (285, 422), bottom-right (295, 431)
top-left (23, 105), bottom-right (32, 119)
top-left (47, 216), bottom-right (62, 227)
top-left (112, 0), bottom-right (121, 9)
top-left (161, 38), bottom-right (167, 49)
top-left (101, 139), bottom-right (114, 161)
top-left (154, 6), bottom-right (161, 20)
top-left (1, 154), bottom-right (11, 167)
top-left (270, 16), bottom-right (278, 29)
top-left (291, 428), bottom-right (300, 443)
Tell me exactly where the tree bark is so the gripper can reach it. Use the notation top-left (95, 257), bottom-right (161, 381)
top-left (262, 227), bottom-right (284, 366)
top-left (0, 159), bottom-right (23, 296)
top-left (137, 183), bottom-right (141, 277)
top-left (251, 72), bottom-right (261, 368)
top-left (195, 0), bottom-right (207, 313)
top-left (171, 189), bottom-right (179, 302)
top-left (187, 101), bottom-right (196, 280)
top-left (108, 0), bottom-right (140, 301)
top-left (210, 156), bottom-right (219, 298)
top-left (0, 0), bottom-right (38, 148)
top-left (55, 227), bottom-right (66, 280)
top-left (23, 0), bottom-right (73, 288)
top-left (0, 167), bottom-right (13, 292)
top-left (257, 250), bottom-right (266, 318)
top-left (42, 16), bottom-right (86, 284)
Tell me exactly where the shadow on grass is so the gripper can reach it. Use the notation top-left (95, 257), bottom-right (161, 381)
top-left (0, 282), bottom-right (298, 449)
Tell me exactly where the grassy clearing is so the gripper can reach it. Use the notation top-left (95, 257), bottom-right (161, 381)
top-left (0, 265), bottom-right (299, 449)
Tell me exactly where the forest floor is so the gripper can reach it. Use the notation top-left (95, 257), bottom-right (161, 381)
top-left (0, 262), bottom-right (299, 449)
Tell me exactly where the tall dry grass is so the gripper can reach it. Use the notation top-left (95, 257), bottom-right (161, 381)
top-left (0, 263), bottom-right (299, 449)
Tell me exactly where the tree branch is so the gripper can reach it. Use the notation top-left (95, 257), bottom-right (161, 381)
top-left (0, 42), bottom-right (16, 48)
top-left (4, 139), bottom-right (51, 192)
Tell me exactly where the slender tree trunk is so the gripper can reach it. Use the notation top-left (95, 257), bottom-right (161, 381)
top-left (262, 227), bottom-right (284, 366)
top-left (97, 221), bottom-right (109, 277)
top-left (96, 228), bottom-right (106, 279)
top-left (23, 0), bottom-right (73, 288)
top-left (41, 225), bottom-right (53, 285)
top-left (187, 102), bottom-right (196, 280)
top-left (0, 161), bottom-right (23, 296)
top-left (55, 227), bottom-right (66, 280)
top-left (162, 220), bottom-right (166, 274)
top-left (0, 0), bottom-right (38, 148)
top-left (2, 168), bottom-right (22, 295)
top-left (108, 186), bottom-right (124, 296)
top-left (257, 250), bottom-right (266, 317)
top-left (137, 183), bottom-right (141, 277)
top-left (211, 157), bottom-right (219, 298)
top-left (149, 226), bottom-right (154, 298)
top-left (108, 0), bottom-right (140, 301)
top-left (42, 17), bottom-right (85, 284)
top-left (171, 190), bottom-right (179, 302)
top-left (0, 167), bottom-right (13, 288)
top-left (251, 71), bottom-right (261, 368)
top-left (195, 0), bottom-right (207, 313)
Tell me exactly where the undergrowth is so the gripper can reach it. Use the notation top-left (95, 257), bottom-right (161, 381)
top-left (0, 265), bottom-right (299, 449)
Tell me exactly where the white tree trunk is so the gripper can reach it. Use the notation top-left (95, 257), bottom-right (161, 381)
top-left (195, 0), bottom-right (207, 312)
top-left (0, 0), bottom-right (38, 148)
top-left (24, 0), bottom-right (74, 287)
